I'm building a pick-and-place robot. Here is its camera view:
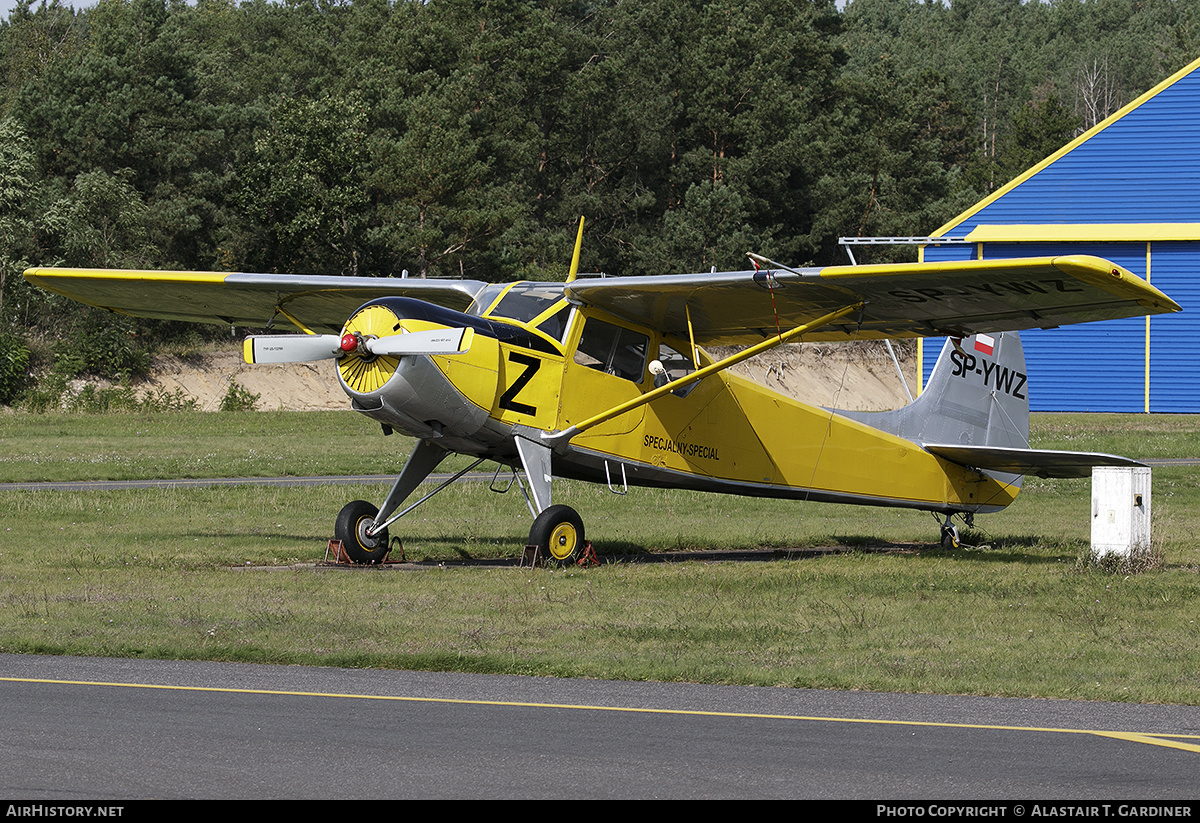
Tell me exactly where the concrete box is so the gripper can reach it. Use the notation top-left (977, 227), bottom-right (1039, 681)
top-left (1091, 466), bottom-right (1151, 557)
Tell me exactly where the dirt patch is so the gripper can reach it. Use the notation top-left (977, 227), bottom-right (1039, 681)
top-left (142, 349), bottom-right (346, 411)
top-left (138, 341), bottom-right (919, 412)
top-left (721, 340), bottom-right (920, 411)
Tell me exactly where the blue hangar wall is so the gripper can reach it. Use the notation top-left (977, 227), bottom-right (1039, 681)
top-left (920, 56), bottom-right (1200, 413)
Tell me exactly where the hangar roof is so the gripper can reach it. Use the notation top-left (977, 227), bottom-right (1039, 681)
top-left (932, 56), bottom-right (1200, 239)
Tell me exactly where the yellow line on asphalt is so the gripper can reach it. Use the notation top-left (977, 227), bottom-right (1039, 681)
top-left (3, 675), bottom-right (1198, 752)
top-left (1090, 731), bottom-right (1200, 753)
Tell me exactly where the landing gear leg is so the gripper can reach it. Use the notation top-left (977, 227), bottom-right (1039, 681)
top-left (513, 432), bottom-right (589, 563)
top-left (334, 439), bottom-right (448, 564)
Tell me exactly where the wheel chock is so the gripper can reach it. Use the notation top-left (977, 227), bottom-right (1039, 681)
top-left (519, 542), bottom-right (598, 567)
top-left (325, 538), bottom-right (396, 565)
top-left (326, 539), bottom-right (349, 563)
top-left (577, 542), bottom-right (600, 567)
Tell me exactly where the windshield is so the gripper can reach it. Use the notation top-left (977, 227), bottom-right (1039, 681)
top-left (465, 283), bottom-right (509, 317)
top-left (483, 282), bottom-right (568, 323)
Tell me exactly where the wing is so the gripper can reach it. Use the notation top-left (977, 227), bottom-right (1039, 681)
top-left (22, 268), bottom-right (490, 334)
top-left (565, 255), bottom-right (1180, 345)
top-left (925, 445), bottom-right (1146, 479)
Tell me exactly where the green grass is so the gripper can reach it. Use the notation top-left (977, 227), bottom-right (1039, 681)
top-left (1, 410), bottom-right (1198, 702)
top-left (1030, 413), bottom-right (1200, 458)
top-left (0, 410), bottom-right (395, 481)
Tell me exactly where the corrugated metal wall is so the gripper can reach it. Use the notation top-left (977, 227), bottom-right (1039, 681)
top-left (920, 58), bottom-right (1200, 413)
top-left (1146, 242), bottom-right (1200, 412)
top-left (993, 242), bottom-right (1146, 413)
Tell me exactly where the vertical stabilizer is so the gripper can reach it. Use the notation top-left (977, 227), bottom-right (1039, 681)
top-left (837, 332), bottom-right (1030, 484)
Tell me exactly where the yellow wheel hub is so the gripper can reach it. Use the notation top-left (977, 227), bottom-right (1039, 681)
top-left (548, 522), bottom-right (578, 561)
top-left (338, 305), bottom-right (402, 393)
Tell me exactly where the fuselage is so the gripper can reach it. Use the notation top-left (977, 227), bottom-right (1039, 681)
top-left (336, 282), bottom-right (1019, 515)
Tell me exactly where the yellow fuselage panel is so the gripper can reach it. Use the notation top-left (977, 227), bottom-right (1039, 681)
top-left (432, 336), bottom-right (563, 431)
top-left (639, 376), bottom-right (775, 481)
top-left (491, 344), bottom-right (563, 429)
top-left (558, 361), bottom-right (646, 437)
top-left (724, 373), bottom-right (1017, 508)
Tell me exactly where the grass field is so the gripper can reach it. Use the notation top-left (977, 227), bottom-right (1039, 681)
top-left (1, 410), bottom-right (1198, 702)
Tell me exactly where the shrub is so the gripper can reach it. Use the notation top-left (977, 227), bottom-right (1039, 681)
top-left (20, 372), bottom-right (68, 412)
top-left (220, 380), bottom-right (260, 412)
top-left (53, 316), bottom-right (152, 380)
top-left (0, 331), bottom-right (30, 404)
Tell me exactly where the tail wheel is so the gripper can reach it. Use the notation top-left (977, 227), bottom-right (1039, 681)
top-left (940, 522), bottom-right (960, 550)
top-left (529, 505), bottom-right (584, 564)
top-left (336, 500), bottom-right (390, 564)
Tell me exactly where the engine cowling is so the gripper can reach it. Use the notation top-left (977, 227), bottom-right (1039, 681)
top-left (336, 301), bottom-right (489, 444)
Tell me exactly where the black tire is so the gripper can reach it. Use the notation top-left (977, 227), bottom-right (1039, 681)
top-left (529, 504), bottom-right (584, 564)
top-left (940, 523), bottom-right (960, 550)
top-left (335, 500), bottom-right (390, 564)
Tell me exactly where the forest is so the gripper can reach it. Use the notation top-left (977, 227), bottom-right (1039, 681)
top-left (0, 0), bottom-right (1195, 402)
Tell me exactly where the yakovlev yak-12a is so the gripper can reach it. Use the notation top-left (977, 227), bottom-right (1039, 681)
top-left (25, 225), bottom-right (1180, 561)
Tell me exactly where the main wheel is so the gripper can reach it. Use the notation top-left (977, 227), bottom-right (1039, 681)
top-left (529, 504), bottom-right (584, 564)
top-left (335, 500), bottom-right (390, 564)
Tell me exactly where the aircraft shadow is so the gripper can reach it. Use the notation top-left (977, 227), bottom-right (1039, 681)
top-left (192, 532), bottom-right (1078, 568)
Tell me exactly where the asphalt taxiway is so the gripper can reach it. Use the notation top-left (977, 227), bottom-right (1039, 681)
top-left (1, 654), bottom-right (1197, 799)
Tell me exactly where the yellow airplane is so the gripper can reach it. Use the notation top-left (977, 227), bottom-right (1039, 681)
top-left (25, 232), bottom-right (1180, 562)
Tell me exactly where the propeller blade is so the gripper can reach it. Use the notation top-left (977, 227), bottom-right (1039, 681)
top-left (243, 334), bottom-right (344, 364)
top-left (365, 327), bottom-right (474, 357)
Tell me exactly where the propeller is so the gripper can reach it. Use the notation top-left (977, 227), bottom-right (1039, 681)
top-left (243, 334), bottom-right (343, 364)
top-left (243, 327), bottom-right (474, 364)
top-left (364, 326), bottom-right (474, 357)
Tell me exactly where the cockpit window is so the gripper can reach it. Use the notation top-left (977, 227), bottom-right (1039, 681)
top-left (465, 283), bottom-right (508, 317)
top-left (653, 341), bottom-right (699, 397)
top-left (536, 305), bottom-right (572, 342)
top-left (574, 317), bottom-right (648, 382)
top-left (484, 283), bottom-right (567, 323)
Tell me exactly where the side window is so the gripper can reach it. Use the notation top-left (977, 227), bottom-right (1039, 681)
top-left (656, 342), bottom-right (695, 382)
top-left (574, 318), bottom-right (648, 382)
top-left (653, 342), bottom-right (699, 397)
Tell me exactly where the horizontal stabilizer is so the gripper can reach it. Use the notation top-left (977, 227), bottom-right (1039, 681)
top-left (925, 444), bottom-right (1146, 479)
top-left (243, 334), bottom-right (342, 364)
top-left (366, 327), bottom-right (473, 356)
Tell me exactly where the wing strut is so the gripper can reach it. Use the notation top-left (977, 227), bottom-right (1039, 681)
top-left (274, 306), bottom-right (318, 335)
top-left (543, 302), bottom-right (864, 447)
top-left (685, 304), bottom-right (700, 369)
